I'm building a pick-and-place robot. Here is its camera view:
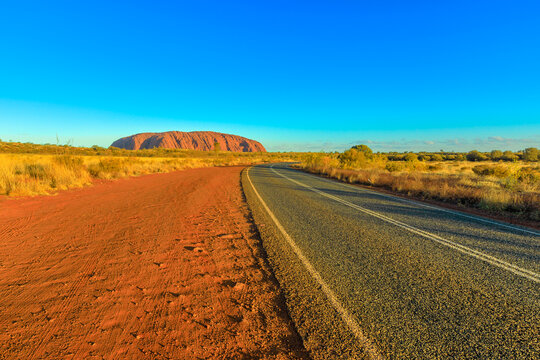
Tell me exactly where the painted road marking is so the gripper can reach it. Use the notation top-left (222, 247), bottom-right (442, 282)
top-left (305, 167), bottom-right (540, 237)
top-left (246, 167), bottom-right (384, 360)
top-left (270, 165), bottom-right (540, 284)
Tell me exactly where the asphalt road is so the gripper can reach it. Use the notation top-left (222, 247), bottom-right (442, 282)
top-left (242, 163), bottom-right (540, 360)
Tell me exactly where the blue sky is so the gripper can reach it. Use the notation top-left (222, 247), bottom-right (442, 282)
top-left (1, 0), bottom-right (539, 152)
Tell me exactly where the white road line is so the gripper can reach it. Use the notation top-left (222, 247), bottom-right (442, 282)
top-left (269, 165), bottom-right (540, 284)
top-left (246, 168), bottom-right (384, 360)
top-left (300, 167), bottom-right (540, 237)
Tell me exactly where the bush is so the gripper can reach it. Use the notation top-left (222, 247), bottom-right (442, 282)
top-left (466, 150), bottom-right (487, 162)
top-left (404, 153), bottom-right (418, 162)
top-left (490, 150), bottom-right (503, 161)
top-left (385, 162), bottom-right (404, 172)
top-left (350, 144), bottom-right (373, 157)
top-left (502, 151), bottom-right (518, 162)
top-left (303, 153), bottom-right (339, 169)
top-left (87, 158), bottom-right (129, 178)
top-left (25, 164), bottom-right (48, 180)
top-left (523, 147), bottom-right (539, 162)
top-left (53, 155), bottom-right (84, 170)
top-left (472, 165), bottom-right (510, 178)
top-left (338, 149), bottom-right (369, 168)
top-left (515, 167), bottom-right (539, 184)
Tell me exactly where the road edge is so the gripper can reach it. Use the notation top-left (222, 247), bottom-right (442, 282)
top-left (238, 167), bottom-right (311, 359)
top-left (293, 166), bottom-right (540, 232)
top-left (241, 165), bottom-right (379, 360)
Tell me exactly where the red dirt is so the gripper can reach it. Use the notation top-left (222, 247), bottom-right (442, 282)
top-left (0, 167), bottom-right (307, 359)
top-left (110, 131), bottom-right (267, 152)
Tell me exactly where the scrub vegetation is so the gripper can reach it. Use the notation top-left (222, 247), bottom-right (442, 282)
top-left (299, 145), bottom-right (540, 221)
top-left (3, 140), bottom-right (540, 222)
top-left (0, 141), bottom-right (301, 197)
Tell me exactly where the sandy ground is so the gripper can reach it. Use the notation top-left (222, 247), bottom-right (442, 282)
top-left (0, 166), bottom-right (308, 359)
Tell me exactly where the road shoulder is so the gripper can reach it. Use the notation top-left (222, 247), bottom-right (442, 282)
top-left (242, 166), bottom-right (373, 360)
top-left (0, 166), bottom-right (308, 359)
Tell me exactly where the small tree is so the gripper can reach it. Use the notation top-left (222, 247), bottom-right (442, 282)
top-left (350, 144), bottom-right (373, 157)
top-left (338, 149), bottom-right (368, 168)
top-left (213, 141), bottom-right (221, 152)
top-left (501, 150), bottom-right (518, 162)
top-left (523, 147), bottom-right (539, 161)
top-left (404, 153), bottom-right (418, 162)
top-left (490, 150), bottom-right (503, 161)
top-left (466, 150), bottom-right (486, 162)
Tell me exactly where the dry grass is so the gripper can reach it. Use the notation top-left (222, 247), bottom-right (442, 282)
top-left (0, 152), bottom-right (297, 197)
top-left (299, 154), bottom-right (540, 221)
top-left (0, 154), bottom-right (90, 196)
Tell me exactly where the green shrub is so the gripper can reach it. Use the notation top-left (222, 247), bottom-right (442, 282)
top-left (385, 162), bottom-right (404, 172)
top-left (472, 165), bottom-right (510, 178)
top-left (466, 150), bottom-right (487, 162)
top-left (500, 176), bottom-right (518, 190)
top-left (404, 153), bottom-right (418, 162)
top-left (88, 158), bottom-right (129, 178)
top-left (25, 164), bottom-right (48, 180)
top-left (523, 147), bottom-right (539, 162)
top-left (490, 150), bottom-right (503, 161)
top-left (53, 155), bottom-right (84, 170)
top-left (515, 167), bottom-right (539, 184)
top-left (339, 149), bottom-right (369, 168)
top-left (350, 144), bottom-right (373, 157)
top-left (502, 151), bottom-right (518, 162)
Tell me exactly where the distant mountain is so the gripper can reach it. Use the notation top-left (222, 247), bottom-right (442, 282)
top-left (110, 131), bottom-right (266, 152)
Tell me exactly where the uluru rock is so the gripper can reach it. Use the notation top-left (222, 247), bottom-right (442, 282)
top-left (110, 131), bottom-right (266, 152)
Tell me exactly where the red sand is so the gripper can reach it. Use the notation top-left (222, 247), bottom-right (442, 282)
top-left (0, 167), bottom-right (307, 359)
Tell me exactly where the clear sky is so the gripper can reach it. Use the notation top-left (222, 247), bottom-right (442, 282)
top-left (1, 0), bottom-right (539, 152)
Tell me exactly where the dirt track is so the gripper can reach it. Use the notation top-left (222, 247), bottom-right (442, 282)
top-left (0, 166), bottom-right (307, 359)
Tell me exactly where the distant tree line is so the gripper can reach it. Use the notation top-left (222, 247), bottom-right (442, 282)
top-left (310, 145), bottom-right (539, 163)
top-left (0, 141), bottom-right (293, 159)
top-left (0, 140), bottom-right (538, 162)
top-left (383, 147), bottom-right (539, 162)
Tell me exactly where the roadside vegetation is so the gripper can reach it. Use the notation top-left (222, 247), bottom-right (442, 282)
top-left (0, 141), bottom-right (301, 197)
top-left (4, 140), bottom-right (539, 223)
top-left (298, 145), bottom-right (540, 222)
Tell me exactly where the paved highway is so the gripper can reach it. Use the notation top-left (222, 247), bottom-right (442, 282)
top-left (243, 163), bottom-right (540, 359)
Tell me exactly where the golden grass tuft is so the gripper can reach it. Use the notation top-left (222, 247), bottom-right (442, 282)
top-left (0, 151), bottom-right (299, 197)
top-left (298, 156), bottom-right (540, 221)
top-left (0, 154), bottom-right (92, 196)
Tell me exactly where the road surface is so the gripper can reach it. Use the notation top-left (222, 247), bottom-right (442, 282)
top-left (243, 163), bottom-right (540, 359)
